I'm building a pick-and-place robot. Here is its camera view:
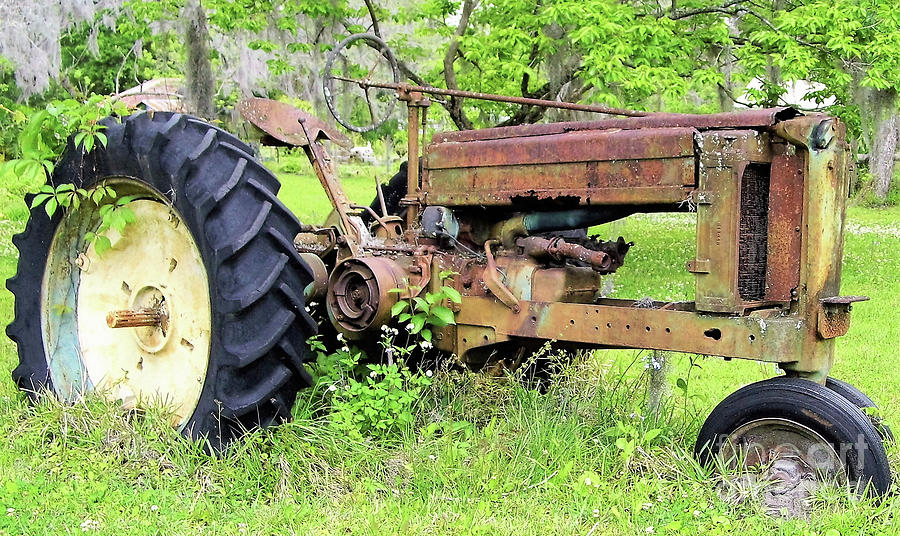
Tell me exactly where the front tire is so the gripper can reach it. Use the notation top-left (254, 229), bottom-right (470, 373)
top-left (7, 112), bottom-right (316, 449)
top-left (695, 377), bottom-right (891, 498)
top-left (825, 377), bottom-right (894, 442)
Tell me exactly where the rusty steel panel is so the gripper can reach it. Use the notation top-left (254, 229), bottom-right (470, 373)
top-left (765, 154), bottom-right (804, 301)
top-left (238, 98), bottom-right (352, 148)
top-left (426, 162), bottom-right (694, 206)
top-left (453, 297), bottom-right (802, 362)
top-left (425, 127), bottom-right (696, 207)
top-left (817, 306), bottom-right (851, 339)
top-left (432, 107), bottom-right (800, 144)
top-left (692, 165), bottom-right (741, 312)
top-left (427, 127), bottom-right (695, 169)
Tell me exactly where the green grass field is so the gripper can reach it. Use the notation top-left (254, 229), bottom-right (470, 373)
top-left (0, 154), bottom-right (898, 535)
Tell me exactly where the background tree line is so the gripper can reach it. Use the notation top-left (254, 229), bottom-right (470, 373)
top-left (0, 0), bottom-right (898, 202)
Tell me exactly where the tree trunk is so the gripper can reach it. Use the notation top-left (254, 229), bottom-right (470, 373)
top-left (713, 44), bottom-right (734, 112)
top-left (869, 109), bottom-right (898, 199)
top-left (851, 70), bottom-right (898, 199)
top-left (184, 0), bottom-right (215, 119)
top-left (645, 350), bottom-right (671, 418)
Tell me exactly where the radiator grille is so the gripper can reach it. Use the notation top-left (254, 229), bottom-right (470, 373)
top-left (739, 163), bottom-right (770, 301)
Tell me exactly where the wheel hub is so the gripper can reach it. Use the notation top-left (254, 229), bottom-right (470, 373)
top-left (110, 284), bottom-right (173, 353)
top-left (721, 418), bottom-right (845, 514)
top-left (326, 257), bottom-right (405, 339)
top-left (41, 187), bottom-right (212, 427)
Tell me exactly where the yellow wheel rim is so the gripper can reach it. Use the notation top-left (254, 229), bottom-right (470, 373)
top-left (42, 182), bottom-right (211, 427)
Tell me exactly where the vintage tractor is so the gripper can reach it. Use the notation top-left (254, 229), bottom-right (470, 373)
top-left (7, 34), bottom-right (892, 496)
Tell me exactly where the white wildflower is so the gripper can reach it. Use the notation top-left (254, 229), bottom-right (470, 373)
top-left (406, 323), bottom-right (415, 332)
top-left (584, 476), bottom-right (593, 486)
top-left (645, 527), bottom-right (654, 534)
top-left (328, 384), bottom-right (337, 392)
top-left (80, 519), bottom-right (99, 531)
top-left (369, 370), bottom-right (378, 378)
top-left (421, 341), bottom-right (432, 350)
top-left (150, 505), bottom-right (159, 512)
top-left (381, 324), bottom-right (390, 332)
top-left (336, 332), bottom-right (344, 342)
top-left (425, 370), bottom-right (433, 377)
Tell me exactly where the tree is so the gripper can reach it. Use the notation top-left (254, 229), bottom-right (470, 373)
top-left (366, 0), bottom-right (741, 129)
top-left (0, 0), bottom-right (127, 97)
top-left (184, 0), bottom-right (215, 118)
top-left (734, 0), bottom-right (900, 198)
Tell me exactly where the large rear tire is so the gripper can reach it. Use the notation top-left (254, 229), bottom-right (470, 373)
top-left (7, 112), bottom-right (316, 449)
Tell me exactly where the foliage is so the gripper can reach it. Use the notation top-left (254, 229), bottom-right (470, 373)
top-left (604, 415), bottom-right (665, 466)
top-left (389, 270), bottom-right (461, 344)
top-left (307, 337), bottom-right (432, 442)
top-left (58, 13), bottom-right (173, 96)
top-left (300, 272), bottom-right (464, 441)
top-left (0, 95), bottom-right (128, 180)
top-left (0, 95), bottom-right (134, 253)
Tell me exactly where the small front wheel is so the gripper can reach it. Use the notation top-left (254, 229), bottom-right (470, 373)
top-left (695, 377), bottom-right (891, 502)
top-left (825, 377), bottom-right (893, 442)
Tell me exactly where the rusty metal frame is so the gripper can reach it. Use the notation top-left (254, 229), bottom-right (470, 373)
top-left (247, 79), bottom-right (857, 385)
top-left (424, 113), bottom-right (856, 383)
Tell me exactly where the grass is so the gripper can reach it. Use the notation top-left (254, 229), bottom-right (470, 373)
top-left (0, 153), bottom-right (898, 535)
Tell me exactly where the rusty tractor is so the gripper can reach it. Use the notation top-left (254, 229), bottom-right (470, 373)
top-left (8, 34), bottom-right (891, 496)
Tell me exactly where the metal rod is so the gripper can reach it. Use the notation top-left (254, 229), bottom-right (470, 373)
top-left (332, 76), bottom-right (650, 118)
top-left (375, 176), bottom-right (388, 217)
top-left (405, 94), bottom-right (421, 228)
top-left (107, 308), bottom-right (163, 328)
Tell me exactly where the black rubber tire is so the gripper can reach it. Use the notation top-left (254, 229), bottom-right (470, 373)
top-left (695, 377), bottom-right (891, 496)
top-left (825, 377), bottom-right (894, 442)
top-left (7, 111), bottom-right (316, 450)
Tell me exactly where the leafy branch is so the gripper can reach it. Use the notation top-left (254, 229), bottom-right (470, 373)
top-left (0, 95), bottom-right (134, 254)
top-left (389, 270), bottom-right (461, 344)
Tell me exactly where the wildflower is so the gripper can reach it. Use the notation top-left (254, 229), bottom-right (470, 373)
top-left (421, 341), bottom-right (432, 350)
top-left (592, 509), bottom-right (600, 518)
top-left (406, 323), bottom-right (415, 332)
top-left (645, 527), bottom-right (654, 534)
top-left (369, 370), bottom-right (378, 378)
top-left (336, 332), bottom-right (344, 342)
top-left (328, 384), bottom-right (337, 392)
top-left (425, 370), bottom-right (433, 377)
top-left (381, 324), bottom-right (390, 332)
top-left (150, 505), bottom-right (159, 512)
top-left (584, 476), bottom-right (593, 486)
top-left (80, 519), bottom-right (99, 531)
top-left (308, 302), bottom-right (317, 308)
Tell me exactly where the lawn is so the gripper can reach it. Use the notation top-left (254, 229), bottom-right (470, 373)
top-left (0, 153), bottom-right (898, 535)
